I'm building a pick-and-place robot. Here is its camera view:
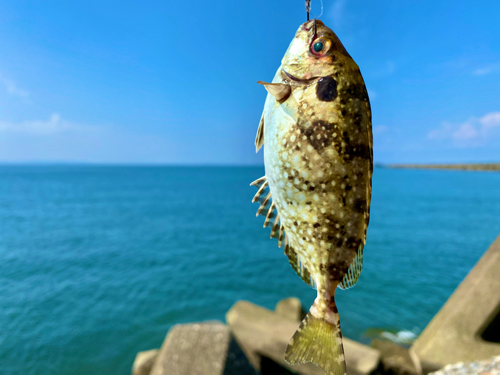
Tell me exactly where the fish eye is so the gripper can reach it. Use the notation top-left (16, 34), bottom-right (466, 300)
top-left (310, 38), bottom-right (332, 56)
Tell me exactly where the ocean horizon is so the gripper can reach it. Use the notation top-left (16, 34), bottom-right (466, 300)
top-left (1, 165), bottom-right (499, 375)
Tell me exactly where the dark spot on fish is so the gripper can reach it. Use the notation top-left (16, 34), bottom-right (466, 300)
top-left (316, 76), bottom-right (338, 102)
top-left (327, 264), bottom-right (344, 280)
top-left (321, 121), bottom-right (335, 131)
top-left (345, 185), bottom-right (352, 191)
top-left (295, 145), bottom-right (301, 151)
top-left (345, 84), bottom-right (368, 101)
top-left (297, 120), bottom-right (336, 152)
top-left (354, 199), bottom-right (366, 213)
top-left (334, 135), bottom-right (372, 162)
top-left (306, 201), bottom-right (312, 205)
top-left (313, 223), bottom-right (321, 228)
top-left (294, 221), bottom-right (298, 226)
top-left (309, 186), bottom-right (315, 191)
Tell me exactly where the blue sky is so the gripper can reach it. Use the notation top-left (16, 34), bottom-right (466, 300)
top-left (0, 0), bottom-right (499, 165)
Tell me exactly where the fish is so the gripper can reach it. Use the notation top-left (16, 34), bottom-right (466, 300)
top-left (250, 19), bottom-right (373, 375)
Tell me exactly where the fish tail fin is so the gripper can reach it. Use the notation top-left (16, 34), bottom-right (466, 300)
top-left (285, 300), bottom-right (346, 375)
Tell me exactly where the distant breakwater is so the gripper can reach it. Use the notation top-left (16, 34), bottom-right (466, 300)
top-left (388, 163), bottom-right (500, 171)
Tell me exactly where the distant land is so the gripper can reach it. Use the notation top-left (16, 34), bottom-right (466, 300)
top-left (387, 163), bottom-right (500, 171)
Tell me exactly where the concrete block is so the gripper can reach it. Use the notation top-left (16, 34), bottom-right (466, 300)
top-left (275, 297), bottom-right (306, 322)
top-left (132, 349), bottom-right (158, 375)
top-left (371, 339), bottom-right (422, 375)
top-left (412, 234), bottom-right (500, 367)
top-left (226, 300), bottom-right (381, 375)
top-left (149, 321), bottom-right (255, 375)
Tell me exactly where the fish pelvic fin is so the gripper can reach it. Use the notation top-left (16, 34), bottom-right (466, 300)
top-left (285, 302), bottom-right (346, 375)
top-left (257, 81), bottom-right (291, 103)
top-left (255, 112), bottom-right (265, 153)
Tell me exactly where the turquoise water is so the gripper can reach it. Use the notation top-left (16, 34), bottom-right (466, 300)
top-left (0, 166), bottom-right (499, 375)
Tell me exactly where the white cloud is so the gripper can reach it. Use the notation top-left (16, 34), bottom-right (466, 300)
top-left (473, 67), bottom-right (493, 76)
top-left (472, 63), bottom-right (499, 76)
top-left (373, 125), bottom-right (388, 134)
top-left (428, 123), bottom-right (453, 140)
top-left (0, 114), bottom-right (194, 164)
top-left (370, 61), bottom-right (397, 77)
top-left (0, 75), bottom-right (29, 97)
top-left (453, 123), bottom-right (478, 140)
top-left (480, 112), bottom-right (500, 130)
top-left (367, 89), bottom-right (377, 100)
top-left (428, 112), bottom-right (500, 147)
top-left (0, 114), bottom-right (79, 135)
top-left (330, 0), bottom-right (347, 30)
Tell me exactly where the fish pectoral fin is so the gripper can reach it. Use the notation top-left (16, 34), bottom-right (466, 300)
top-left (285, 239), bottom-right (316, 289)
top-left (338, 246), bottom-right (363, 290)
top-left (255, 112), bottom-right (265, 153)
top-left (285, 304), bottom-right (346, 375)
top-left (257, 81), bottom-right (291, 103)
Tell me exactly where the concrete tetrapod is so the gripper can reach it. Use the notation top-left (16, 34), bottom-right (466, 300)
top-left (226, 300), bottom-right (382, 375)
top-left (412, 234), bottom-right (500, 368)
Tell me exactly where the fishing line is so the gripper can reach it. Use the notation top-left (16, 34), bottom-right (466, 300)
top-left (305, 0), bottom-right (324, 21)
top-left (312, 0), bottom-right (324, 18)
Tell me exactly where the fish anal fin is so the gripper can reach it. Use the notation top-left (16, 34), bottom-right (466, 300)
top-left (255, 113), bottom-right (265, 153)
top-left (285, 308), bottom-right (346, 375)
top-left (339, 246), bottom-right (363, 290)
top-left (285, 241), bottom-right (316, 289)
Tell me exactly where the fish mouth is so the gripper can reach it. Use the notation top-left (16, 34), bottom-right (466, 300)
top-left (282, 70), bottom-right (319, 84)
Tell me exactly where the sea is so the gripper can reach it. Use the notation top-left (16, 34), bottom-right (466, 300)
top-left (0, 165), bottom-right (499, 375)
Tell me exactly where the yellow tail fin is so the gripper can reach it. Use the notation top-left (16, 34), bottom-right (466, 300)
top-left (284, 309), bottom-right (346, 375)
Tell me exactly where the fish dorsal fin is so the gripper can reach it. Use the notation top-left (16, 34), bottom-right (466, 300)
top-left (285, 238), bottom-right (317, 289)
top-left (255, 112), bottom-right (265, 153)
top-left (339, 246), bottom-right (363, 290)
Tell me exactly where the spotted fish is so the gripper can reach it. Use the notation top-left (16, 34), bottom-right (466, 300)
top-left (250, 20), bottom-right (373, 375)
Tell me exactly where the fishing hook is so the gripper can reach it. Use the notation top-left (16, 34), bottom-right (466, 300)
top-left (306, 0), bottom-right (318, 37)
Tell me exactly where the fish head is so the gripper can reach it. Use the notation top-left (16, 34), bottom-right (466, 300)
top-left (281, 20), bottom-right (353, 83)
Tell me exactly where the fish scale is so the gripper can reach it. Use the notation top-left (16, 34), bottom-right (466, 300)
top-left (251, 19), bottom-right (372, 375)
